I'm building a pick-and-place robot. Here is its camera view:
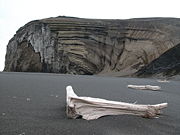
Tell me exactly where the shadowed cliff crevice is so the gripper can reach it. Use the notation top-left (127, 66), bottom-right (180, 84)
top-left (4, 41), bottom-right (43, 72)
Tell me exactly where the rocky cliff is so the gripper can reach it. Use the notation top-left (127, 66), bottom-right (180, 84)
top-left (4, 17), bottom-right (180, 76)
top-left (136, 43), bottom-right (180, 77)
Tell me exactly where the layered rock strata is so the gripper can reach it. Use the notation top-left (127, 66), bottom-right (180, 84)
top-left (4, 17), bottom-right (180, 76)
top-left (136, 43), bottom-right (180, 77)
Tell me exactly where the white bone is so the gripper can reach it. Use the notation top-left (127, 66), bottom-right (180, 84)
top-left (66, 86), bottom-right (167, 120)
top-left (157, 80), bottom-right (170, 83)
top-left (127, 85), bottom-right (161, 91)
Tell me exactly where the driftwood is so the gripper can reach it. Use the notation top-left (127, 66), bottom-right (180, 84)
top-left (66, 86), bottom-right (167, 120)
top-left (127, 85), bottom-right (161, 91)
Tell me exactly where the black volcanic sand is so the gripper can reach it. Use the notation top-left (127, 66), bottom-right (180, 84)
top-left (0, 72), bottom-right (180, 135)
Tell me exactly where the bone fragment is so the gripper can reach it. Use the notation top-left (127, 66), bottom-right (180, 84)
top-left (157, 80), bottom-right (170, 83)
top-left (127, 85), bottom-right (161, 91)
top-left (66, 86), bottom-right (167, 120)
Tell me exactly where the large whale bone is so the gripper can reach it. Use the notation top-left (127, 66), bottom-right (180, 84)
top-left (66, 86), bottom-right (168, 120)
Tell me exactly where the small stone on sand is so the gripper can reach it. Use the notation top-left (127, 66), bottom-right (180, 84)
top-left (26, 98), bottom-right (31, 101)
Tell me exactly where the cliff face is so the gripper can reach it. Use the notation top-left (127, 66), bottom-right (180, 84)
top-left (4, 17), bottom-right (180, 76)
top-left (136, 43), bottom-right (180, 77)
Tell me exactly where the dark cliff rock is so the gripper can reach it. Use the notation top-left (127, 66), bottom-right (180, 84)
top-left (4, 17), bottom-right (180, 76)
top-left (136, 43), bottom-right (180, 77)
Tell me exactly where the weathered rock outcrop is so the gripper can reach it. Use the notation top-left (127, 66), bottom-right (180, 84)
top-left (4, 17), bottom-right (180, 76)
top-left (136, 43), bottom-right (180, 77)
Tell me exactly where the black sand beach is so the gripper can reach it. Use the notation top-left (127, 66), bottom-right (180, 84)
top-left (0, 72), bottom-right (180, 135)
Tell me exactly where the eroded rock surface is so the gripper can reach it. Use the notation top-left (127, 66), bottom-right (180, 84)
top-left (4, 17), bottom-right (180, 76)
top-left (136, 43), bottom-right (180, 77)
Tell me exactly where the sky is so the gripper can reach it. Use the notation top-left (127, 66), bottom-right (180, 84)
top-left (0, 0), bottom-right (180, 71)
